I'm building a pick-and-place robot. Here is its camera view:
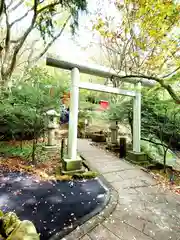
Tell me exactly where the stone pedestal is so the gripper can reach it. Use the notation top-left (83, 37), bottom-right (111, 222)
top-left (43, 145), bottom-right (58, 152)
top-left (126, 151), bottom-right (148, 165)
top-left (61, 155), bottom-right (84, 175)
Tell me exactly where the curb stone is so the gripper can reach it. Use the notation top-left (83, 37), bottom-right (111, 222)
top-left (52, 152), bottom-right (119, 240)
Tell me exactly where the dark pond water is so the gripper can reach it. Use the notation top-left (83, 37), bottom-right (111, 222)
top-left (0, 171), bottom-right (107, 240)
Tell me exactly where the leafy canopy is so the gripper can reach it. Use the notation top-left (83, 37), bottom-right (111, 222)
top-left (92, 0), bottom-right (180, 102)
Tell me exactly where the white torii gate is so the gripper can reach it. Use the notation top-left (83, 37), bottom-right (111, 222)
top-left (46, 56), bottom-right (156, 160)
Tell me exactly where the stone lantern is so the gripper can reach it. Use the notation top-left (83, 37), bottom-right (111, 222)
top-left (43, 109), bottom-right (60, 151)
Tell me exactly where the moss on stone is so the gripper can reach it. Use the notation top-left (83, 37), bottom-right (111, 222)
top-left (72, 171), bottom-right (98, 179)
top-left (55, 174), bottom-right (72, 181)
top-left (0, 212), bottom-right (39, 240)
top-left (1, 212), bottom-right (21, 237)
top-left (0, 210), bottom-right (3, 217)
top-left (7, 220), bottom-right (40, 240)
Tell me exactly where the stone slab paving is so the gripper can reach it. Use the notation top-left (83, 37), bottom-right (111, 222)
top-left (77, 139), bottom-right (180, 240)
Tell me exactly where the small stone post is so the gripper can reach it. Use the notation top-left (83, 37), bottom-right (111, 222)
top-left (119, 137), bottom-right (127, 158)
top-left (84, 118), bottom-right (88, 138)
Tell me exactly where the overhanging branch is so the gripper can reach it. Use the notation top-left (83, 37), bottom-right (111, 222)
top-left (6, 0), bottom-right (38, 79)
top-left (120, 74), bottom-right (163, 84)
top-left (10, 7), bottom-right (33, 27)
top-left (37, 1), bottom-right (60, 14)
top-left (33, 15), bottom-right (71, 63)
top-left (8, 0), bottom-right (24, 12)
top-left (162, 66), bottom-right (180, 78)
top-left (120, 74), bottom-right (180, 104)
top-left (141, 138), bottom-right (168, 149)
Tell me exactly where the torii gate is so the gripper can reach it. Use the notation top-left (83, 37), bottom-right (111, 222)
top-left (46, 56), bottom-right (156, 162)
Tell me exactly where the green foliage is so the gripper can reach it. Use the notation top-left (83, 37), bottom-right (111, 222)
top-left (0, 142), bottom-right (32, 159)
top-left (106, 98), bottom-right (132, 122)
top-left (141, 91), bottom-right (180, 148)
top-left (0, 86), bottom-right (46, 141)
top-left (0, 67), bottom-right (68, 141)
top-left (35, 0), bottom-right (87, 40)
top-left (80, 89), bottom-right (110, 107)
top-left (108, 90), bottom-right (180, 146)
top-left (141, 140), bottom-right (177, 168)
top-left (79, 90), bottom-right (101, 129)
top-left (106, 90), bottom-right (180, 169)
top-left (0, 141), bottom-right (47, 162)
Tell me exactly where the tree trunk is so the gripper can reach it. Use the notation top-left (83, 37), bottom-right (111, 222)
top-left (20, 140), bottom-right (23, 150)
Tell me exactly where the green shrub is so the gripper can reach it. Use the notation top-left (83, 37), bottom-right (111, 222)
top-left (0, 83), bottom-right (61, 141)
top-left (0, 142), bottom-right (32, 158)
top-left (0, 67), bottom-right (69, 142)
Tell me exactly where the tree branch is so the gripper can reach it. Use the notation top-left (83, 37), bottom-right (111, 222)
top-left (27, 40), bottom-right (38, 66)
top-left (0, 0), bottom-right (4, 17)
top-left (37, 1), bottom-right (60, 14)
top-left (6, 0), bottom-right (13, 9)
top-left (162, 66), bottom-right (180, 79)
top-left (139, 45), bottom-right (156, 69)
top-left (120, 74), bottom-right (180, 104)
top-left (33, 15), bottom-right (71, 63)
top-left (141, 138), bottom-right (168, 149)
top-left (9, 1), bottom-right (61, 44)
top-left (9, 0), bottom-right (24, 12)
top-left (16, 39), bottom-right (39, 68)
top-left (6, 0), bottom-right (38, 79)
top-left (10, 7), bottom-right (33, 27)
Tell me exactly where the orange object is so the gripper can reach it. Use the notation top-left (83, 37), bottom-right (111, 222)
top-left (62, 92), bottom-right (70, 107)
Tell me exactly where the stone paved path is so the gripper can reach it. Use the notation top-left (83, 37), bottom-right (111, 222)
top-left (77, 139), bottom-right (180, 240)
